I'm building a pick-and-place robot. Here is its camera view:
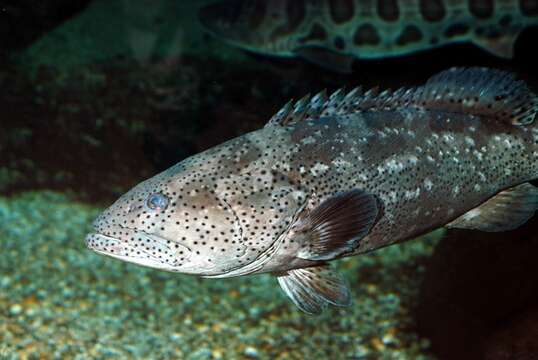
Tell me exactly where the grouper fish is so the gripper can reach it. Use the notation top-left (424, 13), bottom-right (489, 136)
top-left (86, 68), bottom-right (538, 314)
top-left (198, 0), bottom-right (538, 72)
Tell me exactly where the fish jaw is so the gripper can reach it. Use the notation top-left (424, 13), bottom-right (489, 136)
top-left (85, 223), bottom-right (209, 274)
top-left (85, 233), bottom-right (183, 272)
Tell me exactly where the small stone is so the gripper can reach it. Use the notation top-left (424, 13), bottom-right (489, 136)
top-left (212, 348), bottom-right (223, 359)
top-left (9, 304), bottom-right (23, 316)
top-left (371, 337), bottom-right (386, 351)
top-left (243, 346), bottom-right (259, 358)
top-left (248, 307), bottom-right (261, 317)
top-left (0, 276), bottom-right (11, 288)
top-left (190, 347), bottom-right (212, 360)
top-left (353, 344), bottom-right (370, 358)
top-left (382, 332), bottom-right (397, 345)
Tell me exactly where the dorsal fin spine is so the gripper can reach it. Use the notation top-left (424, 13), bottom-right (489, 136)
top-left (267, 67), bottom-right (538, 127)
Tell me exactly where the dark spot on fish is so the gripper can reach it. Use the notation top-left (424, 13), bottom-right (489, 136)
top-left (475, 26), bottom-right (485, 36)
top-left (396, 25), bottom-right (423, 46)
top-left (271, 0), bottom-right (306, 40)
top-left (469, 0), bottom-right (494, 19)
top-left (377, 0), bottom-right (400, 22)
top-left (246, 0), bottom-right (267, 29)
top-left (420, 0), bottom-right (446, 22)
top-left (329, 0), bottom-right (355, 24)
top-left (287, 0), bottom-right (306, 31)
top-left (444, 23), bottom-right (470, 38)
top-left (298, 23), bottom-right (328, 43)
top-left (499, 15), bottom-right (512, 27)
top-left (430, 36), bottom-right (439, 45)
top-left (353, 24), bottom-right (381, 46)
top-left (334, 36), bottom-right (346, 50)
top-left (485, 28), bottom-right (502, 39)
top-left (519, 0), bottom-right (538, 16)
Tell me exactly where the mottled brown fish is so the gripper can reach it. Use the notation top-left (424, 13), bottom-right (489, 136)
top-left (87, 68), bottom-right (538, 314)
top-left (199, 0), bottom-right (538, 72)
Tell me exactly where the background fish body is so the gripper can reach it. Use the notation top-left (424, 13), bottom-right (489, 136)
top-left (199, 0), bottom-right (538, 71)
top-left (87, 68), bottom-right (538, 313)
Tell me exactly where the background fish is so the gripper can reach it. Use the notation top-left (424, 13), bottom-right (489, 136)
top-left (199, 0), bottom-right (538, 72)
top-left (87, 67), bottom-right (538, 314)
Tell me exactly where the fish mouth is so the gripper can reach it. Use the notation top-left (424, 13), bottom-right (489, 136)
top-left (85, 232), bottom-right (188, 271)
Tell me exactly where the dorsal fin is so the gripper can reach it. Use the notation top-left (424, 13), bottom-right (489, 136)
top-left (418, 68), bottom-right (538, 125)
top-left (266, 67), bottom-right (538, 127)
top-left (266, 87), bottom-right (365, 127)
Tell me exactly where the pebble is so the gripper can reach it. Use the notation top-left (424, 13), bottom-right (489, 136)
top-left (190, 347), bottom-right (212, 360)
top-left (9, 304), bottom-right (23, 316)
top-left (212, 349), bottom-right (223, 359)
top-left (0, 276), bottom-right (11, 288)
top-left (243, 346), bottom-right (259, 358)
top-left (383, 334), bottom-right (398, 346)
top-left (353, 344), bottom-right (371, 358)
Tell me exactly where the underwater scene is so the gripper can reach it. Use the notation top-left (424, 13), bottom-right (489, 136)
top-left (2, 0), bottom-right (538, 359)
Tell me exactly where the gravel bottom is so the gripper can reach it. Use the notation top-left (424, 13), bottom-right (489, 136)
top-left (0, 192), bottom-right (438, 359)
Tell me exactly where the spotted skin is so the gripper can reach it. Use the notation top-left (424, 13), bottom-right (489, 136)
top-left (87, 68), bottom-right (538, 310)
top-left (87, 124), bottom-right (307, 276)
top-left (199, 0), bottom-right (538, 71)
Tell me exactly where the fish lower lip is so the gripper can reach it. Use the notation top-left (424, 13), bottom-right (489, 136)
top-left (85, 233), bottom-right (121, 251)
top-left (85, 232), bottom-right (178, 270)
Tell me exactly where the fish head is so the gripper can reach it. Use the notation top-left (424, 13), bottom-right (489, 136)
top-left (198, 0), bottom-right (304, 57)
top-left (85, 164), bottom-right (239, 275)
top-left (86, 127), bottom-right (308, 276)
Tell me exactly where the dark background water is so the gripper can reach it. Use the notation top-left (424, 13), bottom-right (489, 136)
top-left (2, 0), bottom-right (537, 203)
top-left (1, 1), bottom-right (538, 359)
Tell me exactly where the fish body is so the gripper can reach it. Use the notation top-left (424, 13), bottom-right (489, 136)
top-left (87, 68), bottom-right (538, 313)
top-left (199, 0), bottom-right (538, 72)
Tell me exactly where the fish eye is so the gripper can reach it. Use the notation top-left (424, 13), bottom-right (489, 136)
top-left (146, 193), bottom-right (169, 211)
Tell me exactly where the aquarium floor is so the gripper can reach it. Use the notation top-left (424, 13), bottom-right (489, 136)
top-left (0, 192), bottom-right (436, 359)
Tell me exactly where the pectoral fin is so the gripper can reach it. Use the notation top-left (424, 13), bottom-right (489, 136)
top-left (294, 189), bottom-right (379, 261)
top-left (473, 32), bottom-right (520, 59)
top-left (447, 183), bottom-right (538, 232)
top-left (294, 46), bottom-right (355, 73)
top-left (276, 264), bottom-right (351, 314)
